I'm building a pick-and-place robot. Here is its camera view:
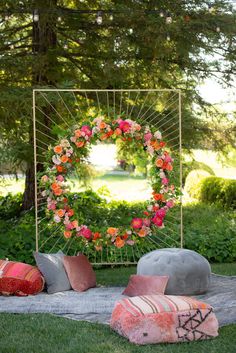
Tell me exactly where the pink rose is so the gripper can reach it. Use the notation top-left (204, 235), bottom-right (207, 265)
top-left (56, 175), bottom-right (64, 182)
top-left (80, 227), bottom-right (92, 239)
top-left (144, 132), bottom-right (152, 141)
top-left (142, 218), bottom-right (151, 227)
top-left (81, 125), bottom-right (92, 136)
top-left (162, 178), bottom-right (169, 185)
top-left (131, 218), bottom-right (143, 229)
top-left (126, 240), bottom-right (135, 246)
top-left (65, 222), bottom-right (74, 230)
top-left (152, 216), bottom-right (163, 227)
top-left (119, 120), bottom-right (131, 133)
top-left (41, 175), bottom-right (49, 183)
top-left (155, 208), bottom-right (166, 219)
top-left (166, 200), bottom-right (175, 208)
top-left (165, 155), bottom-right (173, 163)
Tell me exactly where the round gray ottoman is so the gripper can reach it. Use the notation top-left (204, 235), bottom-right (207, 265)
top-left (137, 248), bottom-right (211, 295)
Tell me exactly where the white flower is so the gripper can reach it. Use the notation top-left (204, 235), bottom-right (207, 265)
top-left (160, 171), bottom-right (166, 179)
top-left (52, 155), bottom-right (61, 165)
top-left (147, 205), bottom-right (153, 212)
top-left (154, 131), bottom-right (162, 140)
top-left (41, 190), bottom-right (47, 197)
top-left (92, 126), bottom-right (99, 135)
top-left (60, 139), bottom-right (70, 148)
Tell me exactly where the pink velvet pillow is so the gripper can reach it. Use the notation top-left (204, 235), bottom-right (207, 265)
top-left (63, 254), bottom-right (96, 292)
top-left (122, 274), bottom-right (169, 297)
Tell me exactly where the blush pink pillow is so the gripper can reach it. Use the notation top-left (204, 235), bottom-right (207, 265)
top-left (63, 254), bottom-right (96, 292)
top-left (122, 275), bottom-right (169, 297)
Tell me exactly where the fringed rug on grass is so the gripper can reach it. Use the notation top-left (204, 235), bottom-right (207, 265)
top-left (0, 274), bottom-right (235, 326)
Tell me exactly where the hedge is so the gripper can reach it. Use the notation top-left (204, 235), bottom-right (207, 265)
top-left (199, 176), bottom-right (236, 209)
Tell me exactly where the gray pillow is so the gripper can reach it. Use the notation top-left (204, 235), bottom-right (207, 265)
top-left (33, 250), bottom-right (71, 294)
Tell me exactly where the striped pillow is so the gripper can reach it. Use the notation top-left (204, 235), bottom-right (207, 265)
top-left (111, 294), bottom-right (219, 344)
top-left (0, 260), bottom-right (44, 296)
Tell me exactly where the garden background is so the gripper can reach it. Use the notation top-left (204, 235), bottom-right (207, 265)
top-left (0, 1), bottom-right (236, 353)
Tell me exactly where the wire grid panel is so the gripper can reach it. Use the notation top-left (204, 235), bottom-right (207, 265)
top-left (33, 89), bottom-right (182, 265)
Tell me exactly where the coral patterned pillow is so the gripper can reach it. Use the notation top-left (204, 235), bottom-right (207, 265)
top-left (111, 294), bottom-right (219, 345)
top-left (122, 275), bottom-right (169, 296)
top-left (0, 260), bottom-right (44, 296)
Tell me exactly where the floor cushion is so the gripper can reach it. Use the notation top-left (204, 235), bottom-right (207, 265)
top-left (111, 294), bottom-right (218, 345)
top-left (137, 248), bottom-right (211, 295)
top-left (33, 251), bottom-right (71, 294)
top-left (0, 260), bottom-right (44, 296)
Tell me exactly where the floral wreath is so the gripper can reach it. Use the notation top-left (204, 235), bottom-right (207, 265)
top-left (40, 116), bottom-right (176, 251)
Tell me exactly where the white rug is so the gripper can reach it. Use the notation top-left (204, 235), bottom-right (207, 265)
top-left (0, 274), bottom-right (235, 326)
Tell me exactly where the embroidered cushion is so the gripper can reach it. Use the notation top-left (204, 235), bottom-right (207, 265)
top-left (63, 254), bottom-right (96, 292)
top-left (33, 251), bottom-right (71, 294)
top-left (111, 294), bottom-right (218, 345)
top-left (122, 275), bottom-right (169, 297)
top-left (0, 260), bottom-right (44, 296)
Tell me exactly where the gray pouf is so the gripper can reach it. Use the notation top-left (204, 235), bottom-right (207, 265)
top-left (137, 248), bottom-right (211, 295)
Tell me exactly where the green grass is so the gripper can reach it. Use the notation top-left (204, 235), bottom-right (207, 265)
top-left (0, 314), bottom-right (235, 353)
top-left (0, 263), bottom-right (236, 353)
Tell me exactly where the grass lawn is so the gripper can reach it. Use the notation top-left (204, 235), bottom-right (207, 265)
top-left (0, 263), bottom-right (235, 353)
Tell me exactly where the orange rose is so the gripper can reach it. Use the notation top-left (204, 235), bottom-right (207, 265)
top-left (54, 188), bottom-right (63, 196)
top-left (115, 236), bottom-right (125, 248)
top-left (159, 141), bottom-right (166, 148)
top-left (107, 227), bottom-right (118, 236)
top-left (56, 209), bottom-right (65, 217)
top-left (165, 163), bottom-right (173, 171)
top-left (56, 165), bottom-right (65, 173)
top-left (150, 140), bottom-right (160, 150)
top-left (64, 231), bottom-right (72, 239)
top-left (54, 145), bottom-right (63, 154)
top-left (100, 133), bottom-right (108, 141)
top-left (67, 209), bottom-right (74, 217)
top-left (122, 233), bottom-right (129, 240)
top-left (74, 129), bottom-right (82, 137)
top-left (114, 128), bottom-right (122, 136)
top-left (99, 121), bottom-right (107, 129)
top-left (71, 220), bottom-right (78, 228)
top-left (60, 155), bottom-right (68, 163)
top-left (51, 182), bottom-right (59, 190)
top-left (153, 193), bottom-right (165, 201)
top-left (93, 232), bottom-right (101, 241)
top-left (95, 245), bottom-right (103, 251)
top-left (155, 159), bottom-right (164, 168)
top-left (75, 141), bottom-right (85, 148)
top-left (138, 228), bottom-right (147, 237)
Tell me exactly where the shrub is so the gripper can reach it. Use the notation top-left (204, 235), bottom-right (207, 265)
top-left (199, 176), bottom-right (236, 209)
top-left (0, 193), bottom-right (23, 219)
top-left (184, 169), bottom-right (210, 198)
top-left (182, 161), bottom-right (214, 185)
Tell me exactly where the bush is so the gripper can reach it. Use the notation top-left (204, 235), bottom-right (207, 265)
top-left (199, 176), bottom-right (236, 209)
top-left (182, 161), bottom-right (214, 185)
top-left (0, 193), bottom-right (23, 219)
top-left (184, 169), bottom-right (210, 198)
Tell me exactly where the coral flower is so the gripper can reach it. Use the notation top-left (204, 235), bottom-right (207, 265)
top-left (74, 129), bottom-right (82, 137)
top-left (159, 141), bottom-right (166, 148)
top-left (100, 133), bottom-right (108, 140)
top-left (54, 145), bottom-right (63, 154)
top-left (51, 182), bottom-right (60, 190)
top-left (54, 188), bottom-right (63, 196)
top-left (165, 163), bottom-right (173, 171)
top-left (150, 140), bottom-right (160, 150)
top-left (107, 227), bottom-right (118, 236)
top-left (60, 155), bottom-right (68, 163)
top-left (138, 227), bottom-right (148, 237)
top-left (95, 245), bottom-right (103, 251)
top-left (115, 236), bottom-right (125, 248)
top-left (71, 220), bottom-right (78, 228)
top-left (153, 193), bottom-right (162, 201)
top-left (67, 209), bottom-right (74, 217)
top-left (114, 128), bottom-right (122, 136)
top-left (56, 165), bottom-right (65, 173)
top-left (119, 120), bottom-right (131, 133)
top-left (64, 231), bottom-right (72, 239)
top-left (99, 121), bottom-right (107, 129)
top-left (131, 218), bottom-right (143, 229)
top-left (93, 232), bottom-right (101, 241)
top-left (75, 141), bottom-right (85, 148)
top-left (155, 159), bottom-right (164, 168)
top-left (56, 209), bottom-right (65, 218)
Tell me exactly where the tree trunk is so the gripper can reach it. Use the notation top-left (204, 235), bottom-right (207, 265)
top-left (22, 0), bottom-right (57, 210)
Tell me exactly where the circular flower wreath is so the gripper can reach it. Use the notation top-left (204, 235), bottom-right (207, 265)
top-left (40, 116), bottom-right (177, 251)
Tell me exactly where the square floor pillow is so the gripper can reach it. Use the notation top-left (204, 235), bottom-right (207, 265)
top-left (122, 275), bottom-right (169, 297)
top-left (63, 254), bottom-right (96, 292)
top-left (0, 259), bottom-right (45, 296)
top-left (33, 250), bottom-right (71, 294)
top-left (111, 294), bottom-right (219, 345)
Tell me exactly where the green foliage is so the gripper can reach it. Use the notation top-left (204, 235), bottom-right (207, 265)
top-left (0, 193), bottom-right (23, 219)
top-left (184, 169), bottom-right (210, 198)
top-left (199, 176), bottom-right (236, 209)
top-left (182, 161), bottom-right (214, 185)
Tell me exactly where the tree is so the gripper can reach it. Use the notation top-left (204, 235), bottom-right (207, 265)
top-left (0, 0), bottom-right (235, 208)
